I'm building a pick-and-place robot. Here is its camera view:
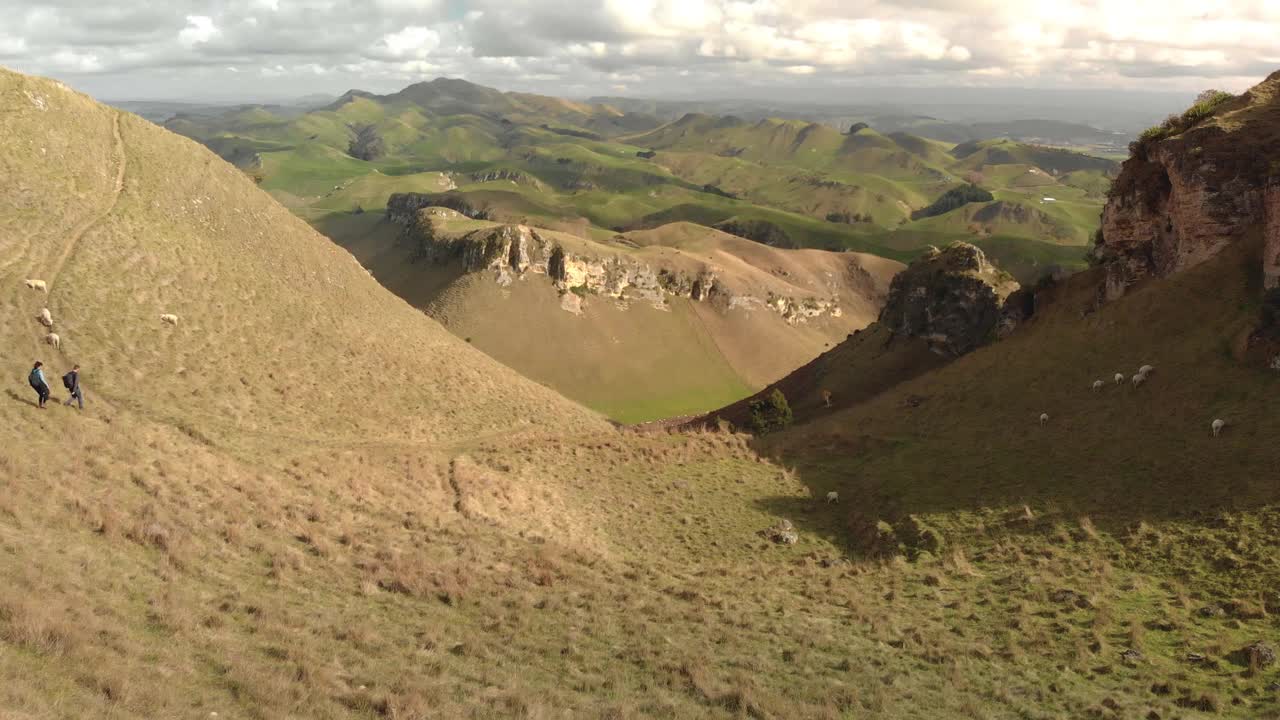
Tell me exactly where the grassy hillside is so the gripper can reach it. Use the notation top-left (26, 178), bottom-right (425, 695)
top-left (327, 213), bottom-right (900, 423)
top-left (164, 79), bottom-right (1118, 279)
top-left (4, 68), bottom-right (1279, 719)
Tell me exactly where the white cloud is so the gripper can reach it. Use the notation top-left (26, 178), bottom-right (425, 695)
top-left (178, 15), bottom-right (219, 47)
top-left (377, 26), bottom-right (440, 59)
top-left (0, 0), bottom-right (1276, 98)
top-left (0, 34), bottom-right (26, 56)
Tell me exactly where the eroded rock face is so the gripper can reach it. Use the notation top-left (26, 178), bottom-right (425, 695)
top-left (878, 243), bottom-right (1020, 356)
top-left (1098, 71), bottom-right (1280, 297)
top-left (394, 207), bottom-right (848, 322)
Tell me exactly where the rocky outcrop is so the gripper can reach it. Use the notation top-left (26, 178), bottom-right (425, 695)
top-left (1098, 71), bottom-right (1280, 298)
top-left (468, 169), bottom-right (541, 188)
top-left (878, 243), bottom-right (1020, 356)
top-left (394, 207), bottom-right (846, 322)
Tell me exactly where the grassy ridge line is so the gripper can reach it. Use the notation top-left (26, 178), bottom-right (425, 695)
top-left (168, 87), bottom-right (1116, 271)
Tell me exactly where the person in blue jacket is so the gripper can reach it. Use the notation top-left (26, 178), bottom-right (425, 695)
top-left (28, 361), bottom-right (50, 409)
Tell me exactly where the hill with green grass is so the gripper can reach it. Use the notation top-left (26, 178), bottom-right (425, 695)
top-left (163, 77), bottom-right (1119, 286)
top-left (5, 66), bottom-right (1280, 720)
top-left (157, 78), bottom-right (1119, 416)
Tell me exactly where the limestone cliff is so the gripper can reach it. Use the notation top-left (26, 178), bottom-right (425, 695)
top-left (390, 200), bottom-right (857, 324)
top-left (878, 243), bottom-right (1020, 356)
top-left (1098, 71), bottom-right (1280, 298)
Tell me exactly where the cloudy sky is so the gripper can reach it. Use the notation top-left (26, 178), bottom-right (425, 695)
top-left (1, 0), bottom-right (1277, 101)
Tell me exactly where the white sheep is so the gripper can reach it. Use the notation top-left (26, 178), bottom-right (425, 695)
top-left (45, 332), bottom-right (60, 349)
top-left (1132, 373), bottom-right (1146, 388)
top-left (1040, 413), bottom-right (1049, 426)
top-left (825, 491), bottom-right (839, 504)
top-left (1092, 380), bottom-right (1104, 392)
top-left (25, 279), bottom-right (48, 292)
top-left (37, 308), bottom-right (52, 327)
top-left (1211, 419), bottom-right (1225, 437)
top-left (160, 313), bottom-right (179, 325)
top-left (1114, 373), bottom-right (1124, 385)
top-left (1138, 365), bottom-right (1154, 376)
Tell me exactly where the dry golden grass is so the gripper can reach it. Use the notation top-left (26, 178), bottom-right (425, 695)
top-left (2, 68), bottom-right (1280, 719)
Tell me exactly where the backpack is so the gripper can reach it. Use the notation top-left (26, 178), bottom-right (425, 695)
top-left (28, 368), bottom-right (41, 387)
top-left (62, 372), bottom-right (75, 391)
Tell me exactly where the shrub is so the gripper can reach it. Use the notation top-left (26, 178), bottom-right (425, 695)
top-left (348, 124), bottom-right (385, 161)
top-left (713, 219), bottom-right (798, 248)
top-left (1181, 90), bottom-right (1233, 126)
top-left (747, 389), bottom-right (792, 434)
top-left (1132, 91), bottom-right (1234, 155)
top-left (825, 211), bottom-right (869, 224)
top-left (702, 184), bottom-right (738, 199)
top-left (912, 184), bottom-right (994, 220)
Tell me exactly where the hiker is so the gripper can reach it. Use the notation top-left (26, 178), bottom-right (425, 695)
top-left (28, 361), bottom-right (50, 409)
top-left (63, 364), bottom-right (84, 410)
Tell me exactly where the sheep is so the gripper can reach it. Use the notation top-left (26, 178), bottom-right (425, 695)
top-left (1114, 373), bottom-right (1124, 385)
top-left (37, 308), bottom-right (52, 327)
top-left (1212, 419), bottom-right (1225, 437)
top-left (1132, 373), bottom-right (1146, 388)
top-left (825, 491), bottom-right (839, 504)
top-left (1138, 365), bottom-right (1154, 376)
top-left (1039, 413), bottom-right (1049, 425)
top-left (45, 332), bottom-right (60, 349)
top-left (24, 279), bottom-right (47, 292)
top-left (1092, 380), bottom-right (1104, 392)
top-left (160, 313), bottom-right (179, 325)
top-left (821, 389), bottom-right (833, 408)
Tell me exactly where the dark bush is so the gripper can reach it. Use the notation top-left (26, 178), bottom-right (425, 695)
top-left (713, 219), bottom-right (798, 248)
top-left (748, 389), bottom-right (793, 435)
top-left (912, 184), bottom-right (994, 220)
top-left (348, 124), bottom-right (385, 161)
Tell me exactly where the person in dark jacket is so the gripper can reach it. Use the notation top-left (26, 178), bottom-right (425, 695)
top-left (63, 364), bottom-right (84, 410)
top-left (28, 361), bottom-right (50, 408)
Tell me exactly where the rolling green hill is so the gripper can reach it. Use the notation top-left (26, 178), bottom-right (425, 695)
top-left (163, 78), bottom-right (1119, 284)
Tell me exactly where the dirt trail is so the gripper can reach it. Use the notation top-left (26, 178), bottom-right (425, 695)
top-left (47, 110), bottom-right (126, 292)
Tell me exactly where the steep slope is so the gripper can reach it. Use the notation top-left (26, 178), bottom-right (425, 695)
top-left (330, 204), bottom-right (901, 422)
top-left (0, 70), bottom-right (605, 452)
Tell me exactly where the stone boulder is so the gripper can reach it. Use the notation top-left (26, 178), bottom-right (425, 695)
top-left (878, 242), bottom-right (1021, 356)
top-left (758, 519), bottom-right (798, 545)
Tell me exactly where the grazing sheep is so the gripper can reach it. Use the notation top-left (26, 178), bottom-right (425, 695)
top-left (24, 279), bottom-right (48, 292)
top-left (1138, 365), bottom-right (1154, 376)
top-left (37, 308), bottom-right (52, 327)
top-left (160, 313), bottom-right (179, 325)
top-left (1039, 413), bottom-right (1049, 425)
top-left (45, 332), bottom-right (59, 349)
top-left (1092, 380), bottom-right (1104, 392)
top-left (1132, 373), bottom-right (1146, 388)
top-left (825, 491), bottom-right (839, 504)
top-left (1114, 373), bottom-right (1124, 385)
top-left (821, 389), bottom-right (833, 408)
top-left (1212, 419), bottom-right (1225, 437)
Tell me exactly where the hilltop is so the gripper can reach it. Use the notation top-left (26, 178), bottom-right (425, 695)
top-left (163, 77), bottom-right (1119, 281)
top-left (330, 204), bottom-right (900, 421)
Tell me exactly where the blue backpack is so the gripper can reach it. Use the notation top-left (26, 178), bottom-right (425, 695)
top-left (28, 368), bottom-right (42, 387)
